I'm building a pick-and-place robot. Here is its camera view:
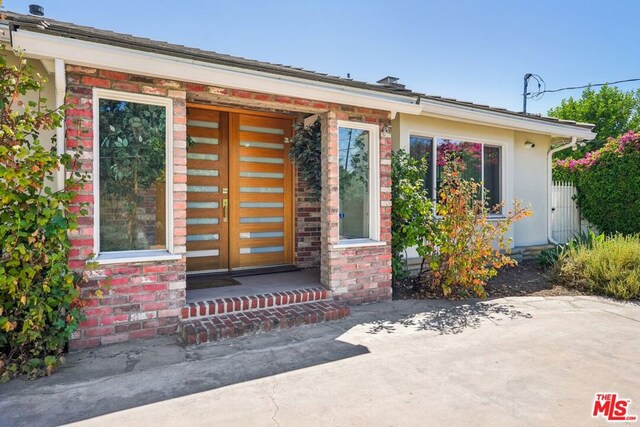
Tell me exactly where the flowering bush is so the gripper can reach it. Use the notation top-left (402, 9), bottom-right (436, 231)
top-left (556, 132), bottom-right (640, 235)
top-left (420, 161), bottom-right (531, 298)
top-left (556, 131), bottom-right (640, 172)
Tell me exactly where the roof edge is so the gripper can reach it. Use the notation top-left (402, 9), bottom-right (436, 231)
top-left (10, 29), bottom-right (423, 115)
top-left (418, 98), bottom-right (595, 139)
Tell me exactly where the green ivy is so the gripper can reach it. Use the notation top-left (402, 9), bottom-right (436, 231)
top-left (0, 49), bottom-right (90, 381)
top-left (289, 118), bottom-right (321, 200)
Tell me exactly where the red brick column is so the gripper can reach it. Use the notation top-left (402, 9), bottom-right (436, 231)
top-left (295, 176), bottom-right (321, 268)
top-left (319, 112), bottom-right (393, 304)
top-left (65, 66), bottom-right (188, 349)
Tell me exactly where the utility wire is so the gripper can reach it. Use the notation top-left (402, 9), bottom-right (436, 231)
top-left (533, 77), bottom-right (640, 95)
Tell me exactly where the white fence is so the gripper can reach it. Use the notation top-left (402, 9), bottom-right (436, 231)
top-left (551, 182), bottom-right (584, 244)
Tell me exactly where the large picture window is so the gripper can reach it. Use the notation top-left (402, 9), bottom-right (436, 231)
top-left (410, 135), bottom-right (502, 213)
top-left (95, 91), bottom-right (172, 255)
top-left (338, 122), bottom-right (380, 243)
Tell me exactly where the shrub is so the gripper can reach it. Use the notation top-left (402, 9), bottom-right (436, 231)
top-left (391, 150), bottom-right (434, 281)
top-left (420, 161), bottom-right (531, 298)
top-left (556, 132), bottom-right (640, 235)
top-left (0, 50), bottom-right (89, 381)
top-left (556, 234), bottom-right (640, 300)
top-left (289, 118), bottom-right (321, 200)
top-left (538, 230), bottom-right (605, 268)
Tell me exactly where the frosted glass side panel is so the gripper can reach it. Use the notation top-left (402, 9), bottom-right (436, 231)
top-left (239, 156), bottom-right (284, 164)
top-left (187, 202), bottom-right (219, 209)
top-left (239, 217), bottom-right (284, 224)
top-left (187, 120), bottom-right (219, 129)
top-left (239, 125), bottom-right (284, 135)
top-left (240, 187), bottom-right (284, 193)
top-left (187, 153), bottom-right (219, 161)
top-left (189, 136), bottom-right (218, 145)
top-left (187, 185), bottom-right (219, 193)
top-left (239, 172), bottom-right (284, 179)
top-left (187, 218), bottom-right (219, 225)
top-left (187, 234), bottom-right (220, 242)
top-left (239, 246), bottom-right (285, 254)
top-left (187, 169), bottom-right (219, 177)
top-left (239, 202), bottom-right (284, 208)
top-left (240, 141), bottom-right (284, 150)
top-left (239, 231), bottom-right (285, 239)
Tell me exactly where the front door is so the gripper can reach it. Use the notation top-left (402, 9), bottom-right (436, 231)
top-left (186, 106), bottom-right (294, 273)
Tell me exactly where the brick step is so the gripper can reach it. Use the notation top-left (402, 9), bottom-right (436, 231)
top-left (181, 287), bottom-right (329, 320)
top-left (180, 300), bottom-right (350, 346)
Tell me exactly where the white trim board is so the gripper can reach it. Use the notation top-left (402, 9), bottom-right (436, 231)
top-left (92, 88), bottom-right (175, 256)
top-left (336, 120), bottom-right (381, 245)
top-left (12, 30), bottom-right (421, 116)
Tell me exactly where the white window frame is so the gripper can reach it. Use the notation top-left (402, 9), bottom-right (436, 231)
top-left (335, 120), bottom-right (383, 248)
top-left (408, 131), bottom-right (508, 217)
top-left (92, 88), bottom-right (177, 264)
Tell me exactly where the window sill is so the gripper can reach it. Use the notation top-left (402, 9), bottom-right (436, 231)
top-left (91, 250), bottom-right (182, 265)
top-left (332, 239), bottom-right (387, 249)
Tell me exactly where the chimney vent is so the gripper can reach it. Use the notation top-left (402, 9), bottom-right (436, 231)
top-left (376, 76), bottom-right (405, 89)
top-left (29, 4), bottom-right (45, 16)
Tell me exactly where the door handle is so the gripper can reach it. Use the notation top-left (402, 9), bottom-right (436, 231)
top-left (222, 198), bottom-right (228, 223)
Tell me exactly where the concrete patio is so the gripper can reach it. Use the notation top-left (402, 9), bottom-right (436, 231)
top-left (185, 268), bottom-right (321, 302)
top-left (0, 295), bottom-right (638, 427)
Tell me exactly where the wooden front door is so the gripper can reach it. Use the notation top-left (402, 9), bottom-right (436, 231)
top-left (186, 106), bottom-right (294, 273)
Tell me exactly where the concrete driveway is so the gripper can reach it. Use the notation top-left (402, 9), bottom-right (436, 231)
top-left (1, 296), bottom-right (638, 427)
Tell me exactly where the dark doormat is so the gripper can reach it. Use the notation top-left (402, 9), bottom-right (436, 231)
top-left (187, 276), bottom-right (241, 290)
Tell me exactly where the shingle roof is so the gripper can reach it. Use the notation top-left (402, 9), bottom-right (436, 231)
top-left (1, 10), bottom-right (594, 131)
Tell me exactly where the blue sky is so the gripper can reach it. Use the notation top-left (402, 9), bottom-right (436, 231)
top-left (4, 0), bottom-right (640, 114)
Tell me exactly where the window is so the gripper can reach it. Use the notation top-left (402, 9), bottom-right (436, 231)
top-left (337, 122), bottom-right (380, 243)
top-left (410, 135), bottom-right (502, 213)
top-left (409, 135), bottom-right (434, 199)
top-left (94, 90), bottom-right (173, 255)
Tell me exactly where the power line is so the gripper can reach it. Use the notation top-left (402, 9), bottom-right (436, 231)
top-left (534, 77), bottom-right (640, 95)
top-left (522, 74), bottom-right (640, 113)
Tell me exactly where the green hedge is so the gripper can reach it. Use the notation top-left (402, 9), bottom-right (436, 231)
top-left (557, 132), bottom-right (640, 235)
top-left (575, 150), bottom-right (640, 234)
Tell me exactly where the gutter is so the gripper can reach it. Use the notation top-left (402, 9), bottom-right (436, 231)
top-left (419, 99), bottom-right (595, 140)
top-left (547, 136), bottom-right (577, 245)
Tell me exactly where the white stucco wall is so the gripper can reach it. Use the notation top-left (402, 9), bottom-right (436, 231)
top-left (392, 113), bottom-right (552, 250)
top-left (513, 131), bottom-right (552, 246)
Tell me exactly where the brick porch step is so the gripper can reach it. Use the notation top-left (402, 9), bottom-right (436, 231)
top-left (181, 287), bottom-right (329, 320)
top-left (179, 300), bottom-right (350, 346)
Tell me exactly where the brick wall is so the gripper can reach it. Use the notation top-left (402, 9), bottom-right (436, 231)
top-left (320, 111), bottom-right (393, 304)
top-left (66, 65), bottom-right (393, 348)
top-left (295, 177), bottom-right (321, 268)
top-left (65, 66), bottom-right (188, 349)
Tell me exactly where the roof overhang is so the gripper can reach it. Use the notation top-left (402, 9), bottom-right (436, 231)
top-left (10, 29), bottom-right (423, 116)
top-left (418, 98), bottom-right (595, 140)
